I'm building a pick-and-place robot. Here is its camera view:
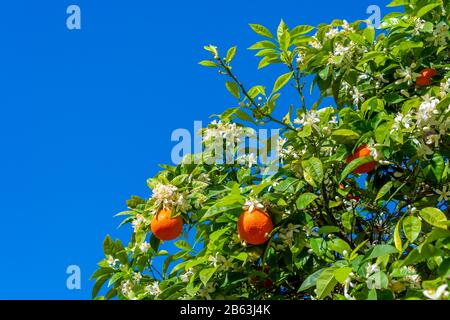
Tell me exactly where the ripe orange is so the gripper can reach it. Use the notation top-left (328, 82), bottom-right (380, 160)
top-left (237, 209), bottom-right (273, 245)
top-left (416, 68), bottom-right (438, 86)
top-left (150, 208), bottom-right (183, 241)
top-left (346, 144), bottom-right (376, 174)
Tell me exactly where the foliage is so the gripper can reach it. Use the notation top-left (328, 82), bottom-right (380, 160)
top-left (92, 0), bottom-right (450, 300)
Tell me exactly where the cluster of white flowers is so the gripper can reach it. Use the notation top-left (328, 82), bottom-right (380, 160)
top-left (151, 182), bottom-right (191, 214)
top-left (325, 27), bottom-right (340, 39)
top-left (208, 252), bottom-right (234, 271)
top-left (133, 272), bottom-right (142, 283)
top-left (203, 120), bottom-right (246, 146)
top-left (242, 198), bottom-right (265, 213)
top-left (411, 94), bottom-right (450, 154)
top-left (412, 17), bottom-right (426, 35)
top-left (121, 280), bottom-right (133, 296)
top-left (390, 112), bottom-right (414, 134)
top-left (132, 214), bottom-right (147, 232)
top-left (139, 241), bottom-right (150, 254)
top-left (328, 41), bottom-right (358, 69)
top-left (146, 281), bottom-right (161, 296)
top-left (416, 95), bottom-right (440, 127)
top-left (275, 223), bottom-right (301, 250)
top-left (237, 153), bottom-right (258, 168)
top-left (427, 21), bottom-right (450, 47)
top-left (294, 110), bottom-right (320, 127)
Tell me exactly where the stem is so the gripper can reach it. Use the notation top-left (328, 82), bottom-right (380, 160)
top-left (216, 57), bottom-right (297, 132)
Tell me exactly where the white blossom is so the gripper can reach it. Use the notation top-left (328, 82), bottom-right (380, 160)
top-left (416, 95), bottom-right (440, 127)
top-left (294, 110), bottom-right (320, 127)
top-left (242, 198), bottom-right (265, 213)
top-left (427, 22), bottom-right (450, 47)
top-left (435, 185), bottom-right (450, 202)
top-left (366, 263), bottom-right (380, 277)
top-left (139, 241), bottom-right (150, 254)
top-left (121, 280), bottom-right (133, 296)
top-left (133, 272), bottom-right (142, 283)
top-left (423, 284), bottom-right (449, 300)
top-left (325, 27), bottom-right (340, 39)
top-left (351, 87), bottom-right (365, 105)
top-left (180, 268), bottom-right (194, 283)
top-left (146, 281), bottom-right (161, 296)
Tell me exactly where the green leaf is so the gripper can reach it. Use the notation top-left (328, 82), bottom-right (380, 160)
top-left (290, 25), bottom-right (314, 38)
top-left (174, 240), bottom-right (192, 252)
top-left (248, 41), bottom-right (278, 50)
top-left (316, 268), bottom-right (338, 299)
top-left (225, 46), bottom-right (237, 62)
top-left (249, 24), bottom-right (273, 38)
top-left (150, 234), bottom-right (160, 252)
top-left (431, 154), bottom-right (445, 182)
top-left (349, 239), bottom-right (369, 260)
top-left (375, 181), bottom-right (393, 201)
top-left (225, 81), bottom-right (240, 99)
top-left (394, 219), bottom-right (403, 253)
top-left (318, 226), bottom-right (341, 235)
top-left (272, 72), bottom-right (293, 94)
top-left (340, 156), bottom-right (375, 182)
top-left (364, 245), bottom-right (398, 261)
top-left (419, 208), bottom-right (448, 230)
top-left (92, 275), bottom-right (108, 299)
top-left (199, 267), bottom-right (217, 286)
top-left (279, 30), bottom-right (291, 51)
top-left (298, 268), bottom-right (325, 292)
top-left (296, 193), bottom-right (318, 209)
top-left (417, 3), bottom-right (440, 17)
top-left (198, 60), bottom-right (217, 67)
top-left (331, 129), bottom-right (360, 143)
top-left (302, 157), bottom-right (324, 187)
top-left (329, 238), bottom-right (351, 254)
top-left (402, 216), bottom-right (421, 243)
top-left (333, 267), bottom-right (352, 284)
top-left (103, 235), bottom-right (114, 255)
top-left (201, 203), bottom-right (242, 222)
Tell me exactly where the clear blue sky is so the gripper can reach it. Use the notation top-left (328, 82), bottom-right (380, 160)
top-left (0, 0), bottom-right (393, 299)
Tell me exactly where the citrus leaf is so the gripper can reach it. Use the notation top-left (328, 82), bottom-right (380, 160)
top-left (225, 81), bottom-right (240, 99)
top-left (316, 268), bottom-right (338, 299)
top-left (249, 24), bottom-right (273, 38)
top-left (419, 207), bottom-right (448, 229)
top-left (272, 72), bottom-right (293, 94)
top-left (394, 219), bottom-right (403, 253)
top-left (296, 193), bottom-right (318, 209)
top-left (402, 216), bottom-right (421, 242)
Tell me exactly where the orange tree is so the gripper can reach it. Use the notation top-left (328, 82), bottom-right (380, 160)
top-left (92, 0), bottom-right (450, 300)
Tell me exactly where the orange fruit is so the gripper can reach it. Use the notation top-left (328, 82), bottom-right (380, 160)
top-left (346, 144), bottom-right (376, 174)
top-left (150, 208), bottom-right (183, 241)
top-left (416, 68), bottom-right (438, 86)
top-left (237, 209), bottom-right (273, 245)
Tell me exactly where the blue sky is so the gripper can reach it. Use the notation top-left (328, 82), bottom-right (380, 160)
top-left (0, 0), bottom-right (393, 299)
